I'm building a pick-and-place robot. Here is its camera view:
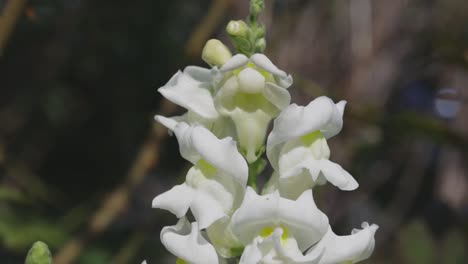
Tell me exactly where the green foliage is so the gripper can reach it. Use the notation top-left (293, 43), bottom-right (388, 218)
top-left (0, 208), bottom-right (67, 250)
top-left (399, 220), bottom-right (435, 264)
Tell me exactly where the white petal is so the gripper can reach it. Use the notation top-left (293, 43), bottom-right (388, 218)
top-left (263, 82), bottom-right (291, 111)
top-left (206, 218), bottom-right (243, 258)
top-left (238, 68), bottom-right (265, 94)
top-left (184, 66), bottom-right (213, 82)
top-left (190, 190), bottom-right (228, 229)
top-left (161, 218), bottom-right (220, 264)
top-left (274, 74), bottom-right (293, 89)
top-left (220, 54), bottom-right (249, 72)
top-left (267, 96), bottom-right (345, 169)
top-left (191, 126), bottom-right (248, 186)
top-left (250, 53), bottom-right (287, 78)
top-left (306, 223), bottom-right (378, 264)
top-left (232, 188), bottom-right (329, 251)
top-left (173, 123), bottom-right (248, 187)
top-left (155, 115), bottom-right (179, 131)
top-left (152, 184), bottom-right (193, 218)
top-left (317, 159), bottom-right (358, 191)
top-left (158, 69), bottom-right (218, 119)
top-left (239, 229), bottom-right (322, 264)
top-left (239, 237), bottom-right (266, 264)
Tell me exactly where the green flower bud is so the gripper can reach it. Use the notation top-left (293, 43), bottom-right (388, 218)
top-left (25, 241), bottom-right (52, 264)
top-left (255, 38), bottom-right (266, 53)
top-left (226, 20), bottom-right (249, 38)
top-left (250, 0), bottom-right (265, 17)
top-left (201, 39), bottom-right (232, 67)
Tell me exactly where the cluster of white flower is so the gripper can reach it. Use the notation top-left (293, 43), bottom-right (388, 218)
top-left (151, 37), bottom-right (378, 264)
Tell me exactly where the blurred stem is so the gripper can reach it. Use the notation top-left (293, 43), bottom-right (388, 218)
top-left (248, 157), bottom-right (267, 191)
top-left (185, 0), bottom-right (231, 58)
top-left (0, 0), bottom-right (28, 55)
top-left (111, 231), bottom-right (145, 264)
top-left (53, 100), bottom-right (178, 264)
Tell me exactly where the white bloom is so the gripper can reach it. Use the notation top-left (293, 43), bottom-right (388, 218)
top-left (158, 66), bottom-right (219, 120)
top-left (265, 96), bottom-right (358, 199)
top-left (239, 228), bottom-right (323, 264)
top-left (305, 222), bottom-right (379, 264)
top-left (160, 217), bottom-right (222, 264)
top-left (152, 121), bottom-right (248, 229)
top-left (231, 188), bottom-right (329, 263)
top-left (157, 52), bottom-right (292, 163)
top-left (214, 53), bottom-right (292, 162)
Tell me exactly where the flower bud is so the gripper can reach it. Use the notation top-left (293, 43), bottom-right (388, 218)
top-left (202, 39), bottom-right (232, 67)
top-left (25, 241), bottom-right (52, 264)
top-left (226, 20), bottom-right (249, 38)
top-left (255, 38), bottom-right (266, 53)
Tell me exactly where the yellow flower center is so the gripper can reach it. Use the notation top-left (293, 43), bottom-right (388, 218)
top-left (196, 159), bottom-right (218, 177)
top-left (300, 130), bottom-right (324, 146)
top-left (259, 226), bottom-right (289, 243)
top-left (176, 258), bottom-right (188, 264)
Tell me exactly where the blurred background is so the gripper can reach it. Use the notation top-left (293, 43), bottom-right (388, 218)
top-left (1, 0), bottom-right (467, 263)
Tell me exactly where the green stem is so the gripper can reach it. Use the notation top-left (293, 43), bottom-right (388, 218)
top-left (247, 157), bottom-right (267, 192)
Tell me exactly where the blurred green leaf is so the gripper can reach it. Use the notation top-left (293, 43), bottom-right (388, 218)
top-left (399, 220), bottom-right (435, 264)
top-left (0, 208), bottom-right (67, 250)
top-left (442, 230), bottom-right (467, 264)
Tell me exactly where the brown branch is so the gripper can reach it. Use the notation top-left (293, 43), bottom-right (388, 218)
top-left (53, 100), bottom-right (178, 264)
top-left (0, 0), bottom-right (28, 55)
top-left (184, 0), bottom-right (232, 58)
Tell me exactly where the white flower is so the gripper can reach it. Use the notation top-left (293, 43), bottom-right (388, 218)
top-left (305, 222), bottom-right (379, 264)
top-left (152, 121), bottom-right (248, 229)
top-left (158, 66), bottom-right (219, 120)
top-left (265, 96), bottom-right (358, 199)
top-left (231, 187), bottom-right (329, 263)
top-left (214, 53), bottom-right (292, 162)
top-left (239, 228), bottom-right (323, 264)
top-left (160, 217), bottom-right (222, 264)
top-left (157, 49), bottom-right (293, 163)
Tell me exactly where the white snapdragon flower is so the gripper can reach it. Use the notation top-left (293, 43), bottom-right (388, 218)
top-left (231, 187), bottom-right (329, 263)
top-left (157, 39), bottom-right (293, 163)
top-left (152, 120), bottom-right (248, 229)
top-left (160, 217), bottom-right (224, 264)
top-left (213, 53), bottom-right (292, 162)
top-left (264, 96), bottom-right (358, 199)
top-left (305, 223), bottom-right (379, 264)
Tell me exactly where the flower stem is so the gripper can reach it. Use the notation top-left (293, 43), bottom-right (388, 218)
top-left (247, 157), bottom-right (267, 192)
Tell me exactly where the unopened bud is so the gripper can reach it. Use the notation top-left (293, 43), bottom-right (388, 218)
top-left (201, 39), bottom-right (232, 67)
top-left (25, 241), bottom-right (52, 264)
top-left (226, 20), bottom-right (249, 38)
top-left (255, 38), bottom-right (266, 53)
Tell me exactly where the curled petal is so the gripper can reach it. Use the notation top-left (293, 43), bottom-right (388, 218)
top-left (153, 165), bottom-right (243, 229)
top-left (158, 68), bottom-right (218, 119)
top-left (172, 123), bottom-right (248, 187)
top-left (276, 158), bottom-right (358, 199)
top-left (161, 218), bottom-right (220, 264)
top-left (232, 187), bottom-right (328, 251)
top-left (239, 228), bottom-right (322, 264)
top-left (264, 82), bottom-right (291, 111)
top-left (251, 53), bottom-right (293, 88)
top-left (267, 96), bottom-right (346, 170)
top-left (306, 223), bottom-right (379, 264)
top-left (250, 53), bottom-right (287, 78)
top-left (220, 54), bottom-right (249, 72)
top-left (152, 184), bottom-right (193, 218)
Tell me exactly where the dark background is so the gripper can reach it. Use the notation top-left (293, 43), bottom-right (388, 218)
top-left (1, 0), bottom-right (467, 263)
